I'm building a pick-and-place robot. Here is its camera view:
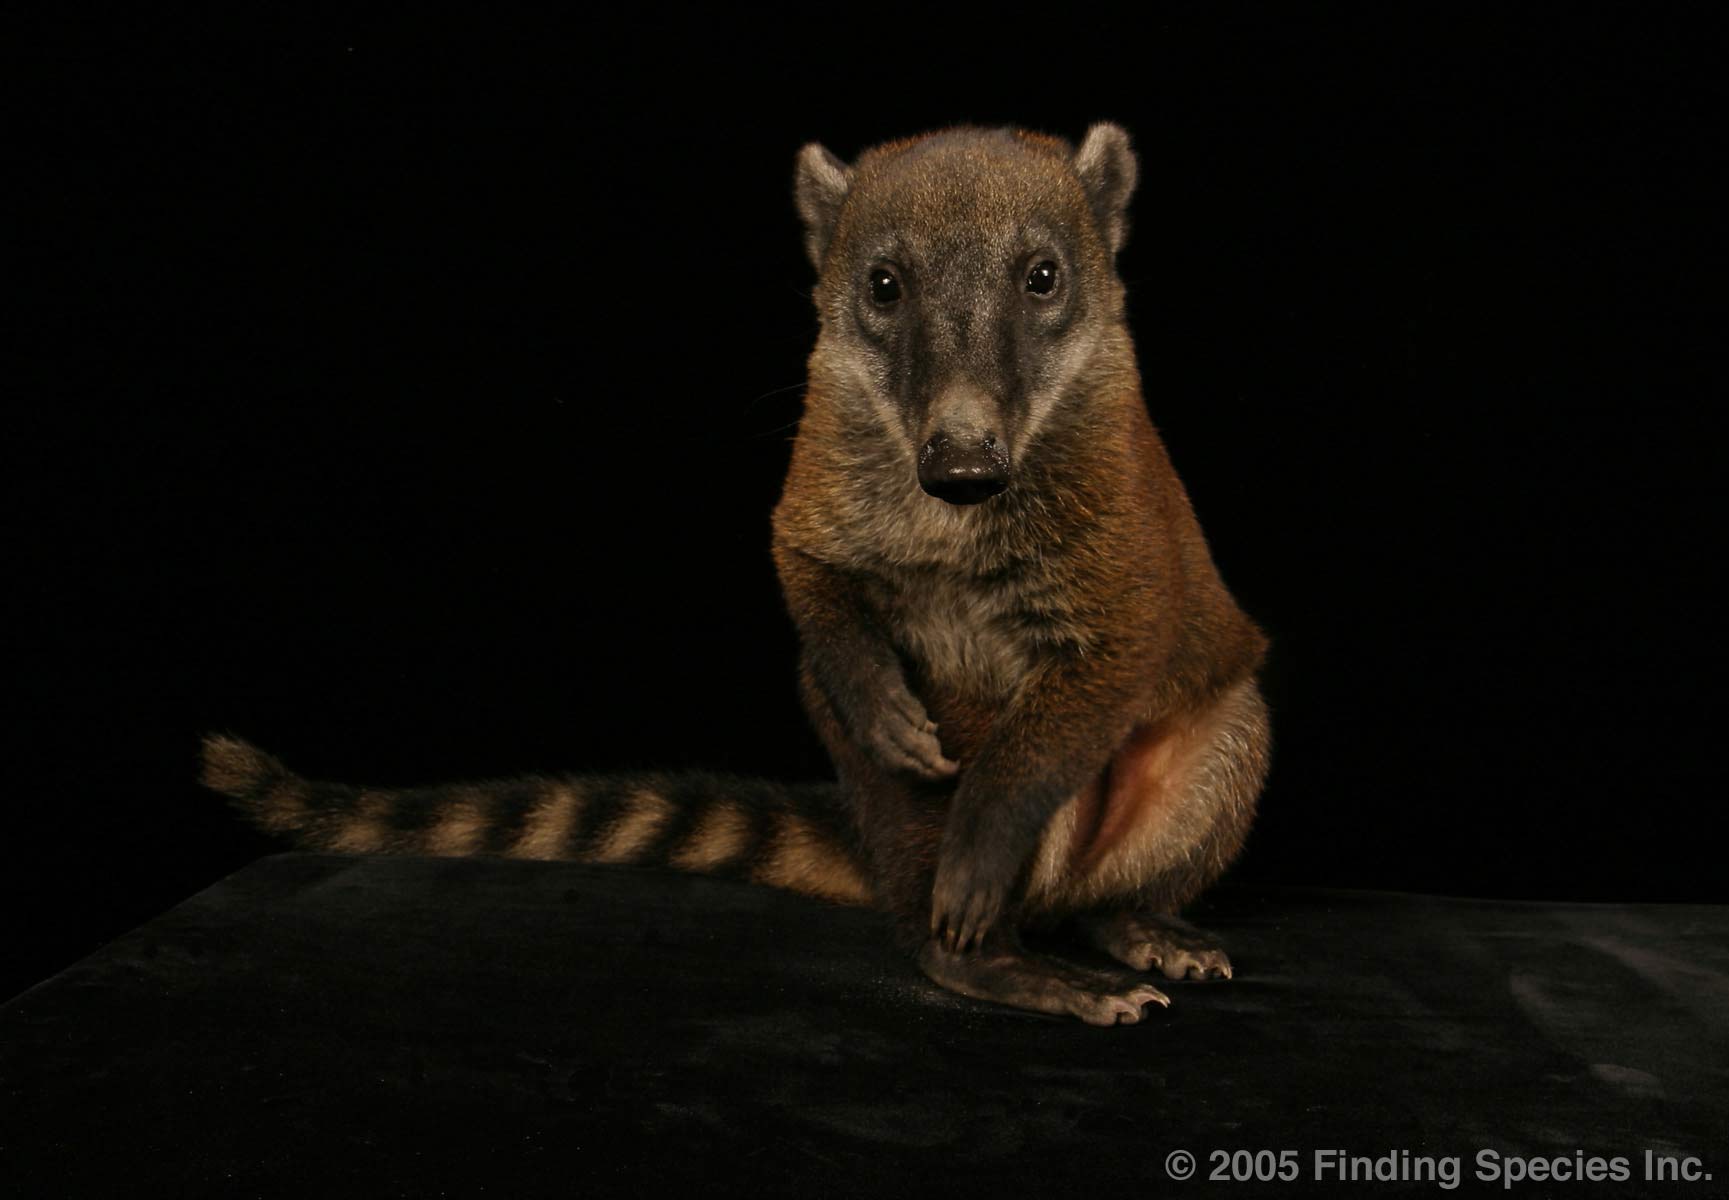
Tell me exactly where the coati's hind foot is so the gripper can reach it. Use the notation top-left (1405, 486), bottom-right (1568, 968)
top-left (1075, 911), bottom-right (1234, 981)
top-left (918, 938), bottom-right (1170, 1026)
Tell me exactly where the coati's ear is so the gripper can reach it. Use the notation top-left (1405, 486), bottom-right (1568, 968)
top-left (1072, 122), bottom-right (1139, 255)
top-left (794, 142), bottom-right (853, 271)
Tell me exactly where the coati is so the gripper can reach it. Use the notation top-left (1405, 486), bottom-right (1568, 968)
top-left (202, 122), bottom-right (1270, 1026)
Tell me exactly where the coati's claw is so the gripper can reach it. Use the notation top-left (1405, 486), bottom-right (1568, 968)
top-left (919, 941), bottom-right (1172, 1025)
top-left (1143, 948), bottom-right (1231, 981)
top-left (870, 721), bottom-right (959, 780)
top-left (1076, 911), bottom-right (1234, 981)
top-left (929, 858), bottom-right (1007, 952)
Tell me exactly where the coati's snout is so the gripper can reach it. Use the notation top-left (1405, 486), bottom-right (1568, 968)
top-left (918, 382), bottom-right (1012, 504)
top-left (918, 432), bottom-right (1010, 505)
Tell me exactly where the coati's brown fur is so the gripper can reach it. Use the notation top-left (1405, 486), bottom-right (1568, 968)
top-left (203, 122), bottom-right (1270, 1026)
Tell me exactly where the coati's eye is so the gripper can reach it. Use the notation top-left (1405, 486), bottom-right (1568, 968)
top-left (869, 268), bottom-right (902, 306)
top-left (1026, 260), bottom-right (1059, 296)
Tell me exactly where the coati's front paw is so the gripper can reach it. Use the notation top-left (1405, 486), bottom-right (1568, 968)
top-left (929, 850), bottom-right (1011, 952)
top-left (857, 678), bottom-right (959, 781)
top-left (1077, 911), bottom-right (1233, 981)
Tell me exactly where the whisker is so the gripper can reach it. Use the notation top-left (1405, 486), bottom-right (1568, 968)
top-left (739, 380), bottom-right (811, 410)
top-left (747, 417), bottom-right (804, 440)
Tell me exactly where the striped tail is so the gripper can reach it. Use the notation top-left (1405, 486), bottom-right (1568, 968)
top-left (199, 734), bottom-right (872, 907)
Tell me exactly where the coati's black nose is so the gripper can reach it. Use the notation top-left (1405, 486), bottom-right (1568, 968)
top-left (918, 434), bottom-right (1011, 505)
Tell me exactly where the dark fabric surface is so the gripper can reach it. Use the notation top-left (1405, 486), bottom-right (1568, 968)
top-left (3, 855), bottom-right (1724, 1197)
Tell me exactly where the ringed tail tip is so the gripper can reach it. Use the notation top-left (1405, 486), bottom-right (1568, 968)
top-left (199, 732), bottom-right (287, 799)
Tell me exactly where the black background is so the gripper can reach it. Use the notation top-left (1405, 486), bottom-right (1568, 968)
top-left (8, 9), bottom-right (1722, 1003)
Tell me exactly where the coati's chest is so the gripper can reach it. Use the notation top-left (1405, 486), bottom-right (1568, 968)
top-left (884, 569), bottom-right (1034, 701)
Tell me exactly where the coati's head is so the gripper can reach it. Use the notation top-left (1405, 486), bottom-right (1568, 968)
top-left (795, 123), bottom-right (1138, 506)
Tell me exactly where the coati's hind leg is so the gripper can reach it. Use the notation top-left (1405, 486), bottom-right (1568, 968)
top-left (1074, 911), bottom-right (1232, 981)
top-left (1044, 679), bottom-right (1270, 987)
top-left (919, 928), bottom-right (1170, 1026)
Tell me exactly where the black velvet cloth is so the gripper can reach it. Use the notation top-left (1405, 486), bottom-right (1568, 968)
top-left (3, 854), bottom-right (1724, 1196)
